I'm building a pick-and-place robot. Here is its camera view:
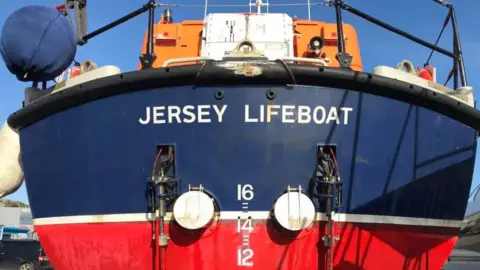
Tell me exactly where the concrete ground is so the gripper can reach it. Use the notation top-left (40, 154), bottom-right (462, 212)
top-left (443, 249), bottom-right (480, 270)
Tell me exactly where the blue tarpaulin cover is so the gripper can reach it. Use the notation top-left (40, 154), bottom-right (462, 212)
top-left (0, 5), bottom-right (77, 82)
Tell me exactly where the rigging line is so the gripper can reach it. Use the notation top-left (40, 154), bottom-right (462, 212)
top-left (158, 4), bottom-right (246, 7)
top-left (272, 3), bottom-right (324, 6)
top-left (425, 12), bottom-right (451, 66)
top-left (156, 2), bottom-right (326, 8)
top-left (469, 183), bottom-right (480, 199)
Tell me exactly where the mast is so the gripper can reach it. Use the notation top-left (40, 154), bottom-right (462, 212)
top-left (307, 0), bottom-right (311, 20)
top-left (204, 0), bottom-right (208, 17)
top-left (249, 0), bottom-right (269, 14)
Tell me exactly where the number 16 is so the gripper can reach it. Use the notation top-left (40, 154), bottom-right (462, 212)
top-left (237, 184), bottom-right (254, 201)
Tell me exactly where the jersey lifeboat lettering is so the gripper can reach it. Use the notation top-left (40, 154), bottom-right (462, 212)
top-left (244, 105), bottom-right (353, 125)
top-left (139, 105), bottom-right (228, 124)
top-left (139, 105), bottom-right (353, 125)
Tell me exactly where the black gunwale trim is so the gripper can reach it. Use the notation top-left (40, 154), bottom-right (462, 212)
top-left (7, 61), bottom-right (480, 131)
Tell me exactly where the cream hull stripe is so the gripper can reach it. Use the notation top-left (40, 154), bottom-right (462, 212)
top-left (32, 211), bottom-right (462, 228)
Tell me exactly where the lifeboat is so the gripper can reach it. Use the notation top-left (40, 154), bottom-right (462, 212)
top-left (1, 1), bottom-right (479, 270)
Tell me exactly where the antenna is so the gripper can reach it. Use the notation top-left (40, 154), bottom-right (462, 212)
top-left (204, 0), bottom-right (208, 17)
top-left (307, 0), bottom-right (311, 20)
top-left (249, 0), bottom-right (269, 14)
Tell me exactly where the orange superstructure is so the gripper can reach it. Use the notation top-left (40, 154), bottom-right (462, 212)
top-left (292, 19), bottom-right (362, 71)
top-left (139, 12), bottom-right (363, 71)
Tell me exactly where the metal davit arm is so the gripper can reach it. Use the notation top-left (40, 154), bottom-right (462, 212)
top-left (330, 0), bottom-right (468, 88)
top-left (66, 0), bottom-right (158, 69)
top-left (336, 1), bottom-right (454, 58)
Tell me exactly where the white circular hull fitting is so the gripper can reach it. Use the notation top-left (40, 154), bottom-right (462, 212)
top-left (273, 186), bottom-right (316, 231)
top-left (173, 186), bottom-right (215, 230)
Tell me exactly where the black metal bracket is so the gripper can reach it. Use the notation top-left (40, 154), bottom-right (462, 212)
top-left (147, 145), bottom-right (179, 210)
top-left (332, 0), bottom-right (352, 69)
top-left (336, 52), bottom-right (352, 69)
top-left (311, 144), bottom-right (343, 250)
top-left (310, 145), bottom-right (343, 211)
top-left (139, 0), bottom-right (157, 69)
top-left (147, 176), bottom-right (180, 210)
top-left (311, 176), bottom-right (343, 209)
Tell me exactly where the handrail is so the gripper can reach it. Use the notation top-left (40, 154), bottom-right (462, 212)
top-left (162, 56), bottom-right (328, 67)
top-left (280, 57), bottom-right (328, 66)
top-left (162, 57), bottom-right (213, 67)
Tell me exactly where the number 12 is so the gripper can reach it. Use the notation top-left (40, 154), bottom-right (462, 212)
top-left (237, 248), bottom-right (254, 267)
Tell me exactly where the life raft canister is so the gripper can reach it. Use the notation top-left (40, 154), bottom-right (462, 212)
top-left (417, 65), bottom-right (434, 81)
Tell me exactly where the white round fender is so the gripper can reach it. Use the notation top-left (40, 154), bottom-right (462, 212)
top-left (273, 190), bottom-right (316, 231)
top-left (0, 122), bottom-right (24, 198)
top-left (173, 190), bottom-right (215, 230)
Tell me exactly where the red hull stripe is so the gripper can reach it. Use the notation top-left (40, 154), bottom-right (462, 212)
top-left (33, 211), bottom-right (462, 227)
top-left (35, 220), bottom-right (458, 270)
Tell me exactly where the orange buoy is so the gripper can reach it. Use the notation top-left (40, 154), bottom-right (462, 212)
top-left (70, 66), bottom-right (80, 79)
top-left (417, 65), bottom-right (434, 81)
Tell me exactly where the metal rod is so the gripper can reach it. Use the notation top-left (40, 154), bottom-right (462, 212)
top-left (325, 183), bottom-right (333, 269)
top-left (453, 34), bottom-right (458, 89)
top-left (339, 2), bottom-right (456, 59)
top-left (81, 4), bottom-right (151, 43)
top-left (334, 0), bottom-right (346, 54)
top-left (146, 0), bottom-right (155, 57)
top-left (449, 6), bottom-right (468, 87)
top-left (433, 0), bottom-right (449, 8)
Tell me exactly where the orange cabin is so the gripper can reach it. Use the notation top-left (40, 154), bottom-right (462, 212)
top-left (138, 12), bottom-right (363, 72)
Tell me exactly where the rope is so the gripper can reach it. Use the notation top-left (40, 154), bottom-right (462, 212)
top-left (73, 0), bottom-right (88, 45)
top-left (60, 1), bottom-right (88, 45)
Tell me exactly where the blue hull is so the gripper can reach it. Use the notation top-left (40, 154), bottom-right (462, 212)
top-left (18, 85), bottom-right (476, 220)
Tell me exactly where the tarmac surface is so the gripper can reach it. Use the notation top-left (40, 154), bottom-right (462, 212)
top-left (443, 249), bottom-right (480, 270)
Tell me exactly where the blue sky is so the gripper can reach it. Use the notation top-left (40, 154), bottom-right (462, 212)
top-left (1, 0), bottom-right (480, 204)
